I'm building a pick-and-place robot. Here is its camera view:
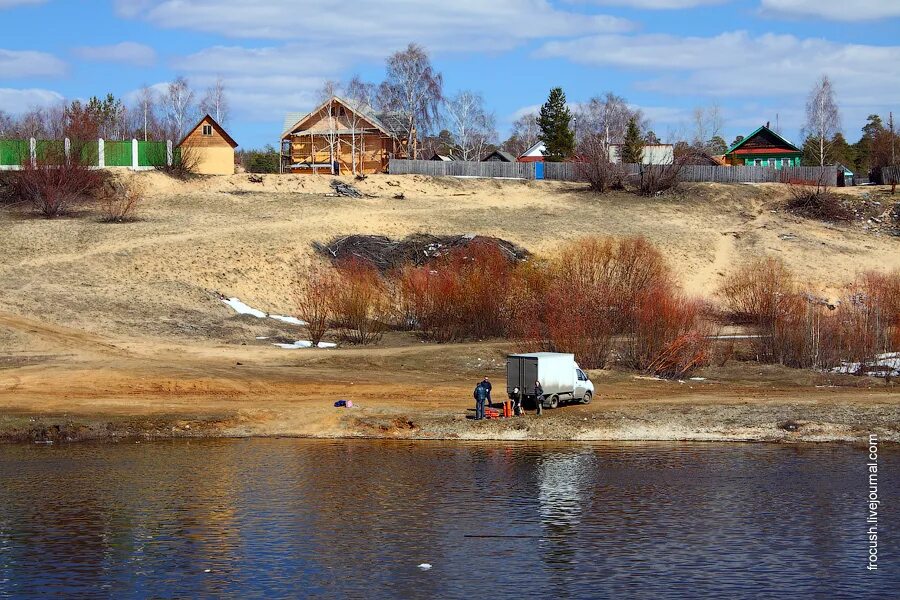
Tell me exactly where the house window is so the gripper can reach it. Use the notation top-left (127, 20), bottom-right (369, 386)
top-left (202, 124), bottom-right (213, 136)
top-left (782, 158), bottom-right (791, 167)
top-left (768, 158), bottom-right (776, 167)
top-left (754, 159), bottom-right (763, 166)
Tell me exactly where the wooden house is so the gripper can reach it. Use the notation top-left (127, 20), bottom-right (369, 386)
top-left (178, 114), bottom-right (238, 175)
top-left (517, 141), bottom-right (546, 163)
top-left (724, 124), bottom-right (802, 168)
top-left (280, 96), bottom-right (408, 174)
top-left (482, 150), bottom-right (516, 163)
top-left (430, 153), bottom-right (453, 161)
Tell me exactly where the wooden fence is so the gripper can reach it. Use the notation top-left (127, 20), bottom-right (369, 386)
top-left (883, 166), bottom-right (900, 184)
top-left (389, 159), bottom-right (535, 179)
top-left (389, 158), bottom-right (838, 186)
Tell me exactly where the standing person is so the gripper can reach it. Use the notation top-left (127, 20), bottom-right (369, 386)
top-left (534, 380), bottom-right (544, 416)
top-left (481, 376), bottom-right (493, 408)
top-left (473, 381), bottom-right (488, 420)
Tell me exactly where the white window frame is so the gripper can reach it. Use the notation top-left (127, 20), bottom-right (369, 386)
top-left (202, 124), bottom-right (213, 137)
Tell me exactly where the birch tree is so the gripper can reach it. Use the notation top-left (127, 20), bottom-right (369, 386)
top-left (199, 76), bottom-right (229, 124)
top-left (164, 76), bottom-right (196, 139)
top-left (133, 85), bottom-right (161, 141)
top-left (578, 93), bottom-right (646, 151)
top-left (691, 103), bottom-right (724, 152)
top-left (445, 90), bottom-right (497, 161)
top-left (345, 76), bottom-right (376, 175)
top-left (502, 112), bottom-right (540, 156)
top-left (380, 43), bottom-right (443, 159)
top-left (803, 74), bottom-right (841, 167)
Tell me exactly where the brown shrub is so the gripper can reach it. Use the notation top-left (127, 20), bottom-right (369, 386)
top-left (574, 135), bottom-right (626, 193)
top-left (331, 258), bottom-right (388, 345)
top-left (295, 262), bottom-right (339, 346)
top-left (97, 178), bottom-right (144, 223)
top-left (5, 157), bottom-right (107, 218)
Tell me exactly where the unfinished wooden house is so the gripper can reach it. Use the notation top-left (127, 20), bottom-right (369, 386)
top-left (280, 96), bottom-right (408, 174)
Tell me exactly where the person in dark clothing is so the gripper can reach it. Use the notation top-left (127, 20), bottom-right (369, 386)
top-left (473, 382), bottom-right (488, 420)
top-left (481, 377), bottom-right (492, 408)
top-left (534, 380), bottom-right (544, 416)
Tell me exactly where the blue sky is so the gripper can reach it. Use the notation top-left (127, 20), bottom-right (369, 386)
top-left (1, 0), bottom-right (899, 149)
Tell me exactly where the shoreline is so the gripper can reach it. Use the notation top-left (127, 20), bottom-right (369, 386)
top-left (3, 400), bottom-right (897, 445)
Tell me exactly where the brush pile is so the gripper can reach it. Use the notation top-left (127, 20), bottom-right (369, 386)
top-left (313, 233), bottom-right (529, 272)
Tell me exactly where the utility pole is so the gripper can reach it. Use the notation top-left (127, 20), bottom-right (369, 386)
top-left (890, 111), bottom-right (896, 165)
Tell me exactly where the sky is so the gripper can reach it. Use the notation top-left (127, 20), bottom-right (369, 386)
top-left (1, 0), bottom-right (899, 149)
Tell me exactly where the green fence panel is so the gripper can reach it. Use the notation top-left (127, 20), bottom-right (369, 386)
top-left (137, 141), bottom-right (168, 167)
top-left (104, 140), bottom-right (132, 167)
top-left (0, 140), bottom-right (28, 166)
top-left (34, 139), bottom-right (66, 163)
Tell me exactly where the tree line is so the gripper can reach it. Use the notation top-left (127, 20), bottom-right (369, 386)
top-left (0, 77), bottom-right (230, 144)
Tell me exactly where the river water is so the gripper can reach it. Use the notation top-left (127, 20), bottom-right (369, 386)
top-left (0, 439), bottom-right (895, 598)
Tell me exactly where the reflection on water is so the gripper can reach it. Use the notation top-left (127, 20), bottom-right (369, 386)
top-left (0, 440), bottom-right (895, 598)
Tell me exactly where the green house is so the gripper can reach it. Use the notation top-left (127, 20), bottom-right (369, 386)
top-left (724, 124), bottom-right (802, 168)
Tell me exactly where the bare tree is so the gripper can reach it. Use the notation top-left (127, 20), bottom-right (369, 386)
top-left (317, 80), bottom-right (341, 103)
top-left (691, 103), bottom-right (724, 151)
top-left (0, 110), bottom-right (15, 137)
top-left (503, 112), bottom-right (540, 156)
top-left (803, 74), bottom-right (841, 167)
top-left (445, 90), bottom-right (497, 161)
top-left (344, 76), bottom-right (377, 175)
top-left (380, 43), bottom-right (443, 159)
top-left (132, 85), bottom-right (163, 141)
top-left (163, 76), bottom-right (196, 140)
top-left (199, 76), bottom-right (229, 124)
top-left (578, 93), bottom-right (646, 152)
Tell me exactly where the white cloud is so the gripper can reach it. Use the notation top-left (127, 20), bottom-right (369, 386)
top-left (0, 48), bottom-right (66, 78)
top-left (574, 0), bottom-right (726, 8)
top-left (759, 0), bottom-right (900, 22)
top-left (0, 87), bottom-right (64, 112)
top-left (116, 0), bottom-right (632, 47)
top-left (535, 31), bottom-right (900, 105)
top-left (73, 42), bottom-right (157, 67)
top-left (0, 0), bottom-right (46, 8)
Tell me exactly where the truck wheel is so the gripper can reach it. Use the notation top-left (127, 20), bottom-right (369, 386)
top-left (548, 395), bottom-right (559, 409)
top-left (581, 392), bottom-right (592, 405)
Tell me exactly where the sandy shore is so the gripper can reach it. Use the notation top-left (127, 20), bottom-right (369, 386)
top-left (1, 174), bottom-right (898, 444)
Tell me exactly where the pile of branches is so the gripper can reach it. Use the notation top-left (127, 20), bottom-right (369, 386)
top-left (313, 233), bottom-right (530, 272)
top-left (329, 179), bottom-right (365, 198)
top-left (786, 184), bottom-right (854, 222)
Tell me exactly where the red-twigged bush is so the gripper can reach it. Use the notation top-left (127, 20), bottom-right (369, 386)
top-left (508, 236), bottom-right (709, 373)
top-left (826, 271), bottom-right (900, 372)
top-left (395, 241), bottom-right (515, 342)
top-left (5, 159), bottom-right (107, 218)
top-left (623, 288), bottom-right (711, 377)
top-left (719, 259), bottom-right (899, 371)
top-left (295, 261), bottom-right (339, 346)
top-left (331, 258), bottom-right (388, 345)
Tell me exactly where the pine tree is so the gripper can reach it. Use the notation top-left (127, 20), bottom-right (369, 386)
top-left (537, 87), bottom-right (575, 162)
top-left (621, 116), bottom-right (644, 164)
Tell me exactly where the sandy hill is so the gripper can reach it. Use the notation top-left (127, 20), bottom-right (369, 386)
top-left (1, 172), bottom-right (898, 348)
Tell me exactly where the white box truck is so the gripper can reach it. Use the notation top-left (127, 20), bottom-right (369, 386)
top-left (506, 352), bottom-right (594, 409)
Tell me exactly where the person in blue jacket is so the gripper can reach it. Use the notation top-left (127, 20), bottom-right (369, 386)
top-left (473, 382), bottom-right (488, 420)
top-left (480, 376), bottom-right (492, 407)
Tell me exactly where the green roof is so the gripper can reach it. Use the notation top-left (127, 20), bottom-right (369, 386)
top-left (726, 125), bottom-right (801, 154)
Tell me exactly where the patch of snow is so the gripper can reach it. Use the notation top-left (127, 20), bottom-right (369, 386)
top-left (689, 377), bottom-right (706, 381)
top-left (255, 336), bottom-right (270, 340)
top-left (221, 297), bottom-right (266, 318)
top-left (273, 340), bottom-right (337, 349)
top-left (832, 352), bottom-right (900, 377)
top-left (417, 563), bottom-right (432, 570)
top-left (270, 314), bottom-right (307, 326)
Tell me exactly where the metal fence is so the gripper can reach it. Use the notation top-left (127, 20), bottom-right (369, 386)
top-left (0, 138), bottom-right (172, 170)
top-left (389, 159), bottom-right (535, 179)
top-left (390, 158), bottom-right (838, 186)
